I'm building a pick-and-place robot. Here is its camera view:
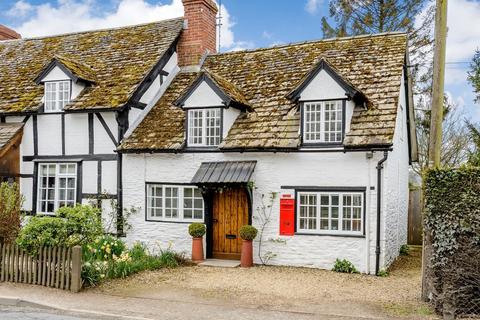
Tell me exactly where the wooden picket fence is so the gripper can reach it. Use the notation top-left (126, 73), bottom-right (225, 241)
top-left (0, 244), bottom-right (82, 292)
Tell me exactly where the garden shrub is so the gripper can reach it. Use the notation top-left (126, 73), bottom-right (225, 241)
top-left (399, 244), bottom-right (409, 256)
top-left (0, 182), bottom-right (23, 244)
top-left (239, 225), bottom-right (258, 241)
top-left (57, 205), bottom-right (103, 246)
top-left (188, 223), bottom-right (206, 238)
top-left (332, 258), bottom-right (359, 274)
top-left (377, 269), bottom-right (389, 277)
top-left (17, 204), bottom-right (103, 254)
top-left (16, 217), bottom-right (68, 254)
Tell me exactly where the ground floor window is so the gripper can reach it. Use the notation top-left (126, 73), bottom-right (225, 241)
top-left (297, 191), bottom-right (363, 235)
top-left (38, 163), bottom-right (77, 214)
top-left (146, 184), bottom-right (204, 222)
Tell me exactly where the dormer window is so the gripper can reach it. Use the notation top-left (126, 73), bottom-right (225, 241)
top-left (303, 100), bottom-right (344, 144)
top-left (287, 58), bottom-right (367, 147)
top-left (188, 108), bottom-right (222, 147)
top-left (174, 70), bottom-right (252, 149)
top-left (44, 80), bottom-right (71, 112)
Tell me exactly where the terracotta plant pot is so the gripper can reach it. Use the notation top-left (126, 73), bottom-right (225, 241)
top-left (240, 239), bottom-right (253, 267)
top-left (191, 237), bottom-right (204, 263)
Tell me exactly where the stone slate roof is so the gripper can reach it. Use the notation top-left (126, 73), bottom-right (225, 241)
top-left (0, 18), bottom-right (183, 114)
top-left (0, 123), bottom-right (23, 154)
top-left (36, 55), bottom-right (97, 84)
top-left (120, 32), bottom-right (408, 151)
top-left (174, 69), bottom-right (251, 111)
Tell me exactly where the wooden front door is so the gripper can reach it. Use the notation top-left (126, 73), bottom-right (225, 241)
top-left (212, 188), bottom-right (249, 260)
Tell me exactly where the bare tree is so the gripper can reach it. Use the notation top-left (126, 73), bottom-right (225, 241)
top-left (413, 96), bottom-right (470, 175)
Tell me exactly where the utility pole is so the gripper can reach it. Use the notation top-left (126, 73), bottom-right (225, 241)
top-left (423, 0), bottom-right (448, 303)
top-left (428, 0), bottom-right (448, 168)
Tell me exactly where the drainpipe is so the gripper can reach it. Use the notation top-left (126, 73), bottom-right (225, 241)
top-left (375, 151), bottom-right (389, 275)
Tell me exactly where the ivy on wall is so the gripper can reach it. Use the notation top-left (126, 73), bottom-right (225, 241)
top-left (423, 166), bottom-right (480, 267)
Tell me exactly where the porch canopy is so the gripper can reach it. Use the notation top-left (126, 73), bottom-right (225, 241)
top-left (191, 161), bottom-right (257, 185)
top-left (0, 123), bottom-right (23, 158)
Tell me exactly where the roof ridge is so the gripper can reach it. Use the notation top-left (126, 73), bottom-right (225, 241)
top-left (211, 31), bottom-right (408, 57)
top-left (0, 17), bottom-right (183, 44)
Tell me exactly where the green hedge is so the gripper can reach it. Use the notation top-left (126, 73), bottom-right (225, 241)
top-left (423, 166), bottom-right (480, 267)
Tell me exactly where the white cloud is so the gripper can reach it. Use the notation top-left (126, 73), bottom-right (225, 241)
top-left (10, 0), bottom-right (184, 37)
top-left (6, 0), bottom-right (33, 18)
top-left (446, 0), bottom-right (480, 62)
top-left (305, 0), bottom-right (322, 14)
top-left (8, 0), bottom-right (249, 53)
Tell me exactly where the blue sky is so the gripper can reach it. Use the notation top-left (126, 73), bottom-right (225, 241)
top-left (1, 0), bottom-right (479, 120)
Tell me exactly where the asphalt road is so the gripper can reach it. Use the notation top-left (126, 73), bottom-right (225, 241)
top-left (0, 305), bottom-right (98, 320)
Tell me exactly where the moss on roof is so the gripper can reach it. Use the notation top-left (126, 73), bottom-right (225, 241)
top-left (52, 55), bottom-right (97, 83)
top-left (0, 18), bottom-right (183, 114)
top-left (121, 32), bottom-right (408, 151)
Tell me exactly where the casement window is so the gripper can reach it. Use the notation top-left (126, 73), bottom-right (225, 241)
top-left (188, 108), bottom-right (221, 147)
top-left (146, 184), bottom-right (204, 222)
top-left (44, 81), bottom-right (71, 112)
top-left (38, 163), bottom-right (77, 214)
top-left (303, 100), bottom-right (343, 144)
top-left (297, 191), bottom-right (363, 235)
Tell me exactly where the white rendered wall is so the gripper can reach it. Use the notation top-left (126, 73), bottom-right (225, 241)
top-left (299, 69), bottom-right (346, 101)
top-left (123, 151), bottom-right (387, 273)
top-left (139, 75), bottom-right (161, 105)
top-left (101, 161), bottom-right (117, 194)
top-left (93, 112), bottom-right (117, 154)
top-left (223, 108), bottom-right (241, 137)
top-left (182, 81), bottom-right (224, 108)
top-left (37, 114), bottom-right (62, 155)
top-left (382, 71), bottom-right (409, 268)
top-left (64, 113), bottom-right (89, 155)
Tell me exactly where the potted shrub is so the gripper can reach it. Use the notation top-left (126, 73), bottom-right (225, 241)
top-left (188, 223), bottom-right (206, 263)
top-left (239, 225), bottom-right (257, 268)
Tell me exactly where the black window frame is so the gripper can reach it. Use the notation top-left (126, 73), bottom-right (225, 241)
top-left (300, 98), bottom-right (347, 148)
top-left (144, 182), bottom-right (206, 224)
top-left (184, 106), bottom-right (224, 150)
top-left (281, 186), bottom-right (366, 238)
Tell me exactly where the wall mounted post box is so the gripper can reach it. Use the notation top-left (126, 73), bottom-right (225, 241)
top-left (279, 195), bottom-right (295, 236)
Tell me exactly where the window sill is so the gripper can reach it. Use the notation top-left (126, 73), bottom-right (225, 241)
top-left (145, 219), bottom-right (204, 224)
top-left (294, 232), bottom-right (365, 238)
top-left (300, 143), bottom-right (344, 149)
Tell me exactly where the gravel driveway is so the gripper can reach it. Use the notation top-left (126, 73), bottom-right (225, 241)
top-left (94, 246), bottom-right (433, 318)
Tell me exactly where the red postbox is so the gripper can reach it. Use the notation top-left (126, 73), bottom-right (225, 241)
top-left (279, 194), bottom-right (295, 236)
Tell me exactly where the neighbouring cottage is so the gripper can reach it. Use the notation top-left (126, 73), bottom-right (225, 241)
top-left (0, 0), bottom-right (417, 274)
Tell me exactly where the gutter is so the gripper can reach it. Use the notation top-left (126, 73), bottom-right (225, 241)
top-left (375, 150), bottom-right (389, 275)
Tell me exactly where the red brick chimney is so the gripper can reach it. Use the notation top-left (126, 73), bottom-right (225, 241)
top-left (177, 0), bottom-right (218, 67)
top-left (0, 24), bottom-right (21, 40)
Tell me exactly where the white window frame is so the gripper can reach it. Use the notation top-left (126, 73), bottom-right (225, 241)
top-left (302, 100), bottom-right (343, 144)
top-left (44, 80), bottom-right (71, 112)
top-left (146, 184), bottom-right (205, 223)
top-left (37, 163), bottom-right (77, 215)
top-left (187, 108), bottom-right (222, 147)
top-left (297, 191), bottom-right (363, 235)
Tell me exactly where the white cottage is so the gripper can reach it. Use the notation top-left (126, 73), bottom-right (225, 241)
top-left (0, 0), bottom-right (417, 274)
